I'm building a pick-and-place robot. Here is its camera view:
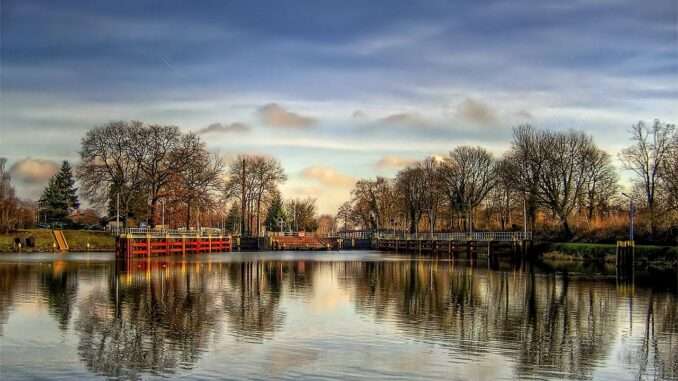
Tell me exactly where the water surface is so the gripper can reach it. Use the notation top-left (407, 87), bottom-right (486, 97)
top-left (0, 251), bottom-right (677, 380)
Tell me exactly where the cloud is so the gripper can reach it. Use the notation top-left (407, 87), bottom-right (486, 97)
top-left (301, 166), bottom-right (355, 187)
top-left (515, 110), bottom-right (533, 120)
top-left (456, 98), bottom-right (497, 125)
top-left (352, 110), bottom-right (368, 119)
top-left (375, 155), bottom-right (417, 170)
top-left (197, 122), bottom-right (251, 135)
top-left (9, 158), bottom-right (60, 184)
top-left (257, 103), bottom-right (316, 128)
top-left (379, 112), bottom-right (430, 128)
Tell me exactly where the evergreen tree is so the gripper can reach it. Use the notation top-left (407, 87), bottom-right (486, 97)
top-left (265, 194), bottom-right (287, 232)
top-left (39, 161), bottom-right (80, 223)
top-left (55, 161), bottom-right (79, 210)
top-left (225, 202), bottom-right (241, 234)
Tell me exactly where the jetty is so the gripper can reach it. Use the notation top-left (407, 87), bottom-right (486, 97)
top-left (113, 227), bottom-right (533, 258)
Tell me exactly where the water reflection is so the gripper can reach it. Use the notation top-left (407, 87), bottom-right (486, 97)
top-left (0, 254), bottom-right (676, 380)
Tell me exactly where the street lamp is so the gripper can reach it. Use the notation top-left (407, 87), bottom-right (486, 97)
top-left (621, 193), bottom-right (635, 241)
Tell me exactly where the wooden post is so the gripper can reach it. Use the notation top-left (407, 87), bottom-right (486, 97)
top-left (146, 233), bottom-right (151, 256)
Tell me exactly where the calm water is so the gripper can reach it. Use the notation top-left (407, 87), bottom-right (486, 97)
top-left (0, 251), bottom-right (677, 380)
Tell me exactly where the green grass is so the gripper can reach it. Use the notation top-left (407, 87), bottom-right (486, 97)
top-left (0, 229), bottom-right (115, 252)
top-left (547, 242), bottom-right (678, 263)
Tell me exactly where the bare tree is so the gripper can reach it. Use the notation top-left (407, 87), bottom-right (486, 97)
top-left (351, 177), bottom-right (395, 231)
top-left (129, 125), bottom-right (199, 227)
top-left (504, 125), bottom-right (543, 232)
top-left (336, 201), bottom-right (354, 231)
top-left (77, 121), bottom-right (145, 228)
top-left (225, 155), bottom-right (286, 236)
top-left (395, 166), bottom-right (426, 233)
top-left (660, 133), bottom-right (678, 214)
top-left (251, 157), bottom-right (286, 236)
top-left (439, 146), bottom-right (497, 231)
top-left (172, 134), bottom-right (224, 228)
top-left (581, 147), bottom-right (618, 221)
top-left (620, 120), bottom-right (676, 237)
top-left (286, 198), bottom-right (318, 232)
top-left (0, 158), bottom-right (18, 233)
top-left (536, 130), bottom-right (594, 237)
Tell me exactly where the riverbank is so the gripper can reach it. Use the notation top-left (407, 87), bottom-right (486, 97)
top-left (0, 229), bottom-right (115, 252)
top-left (542, 242), bottom-right (678, 267)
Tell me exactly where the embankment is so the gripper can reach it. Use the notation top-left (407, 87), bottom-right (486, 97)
top-left (542, 242), bottom-right (678, 267)
top-left (0, 229), bottom-right (115, 253)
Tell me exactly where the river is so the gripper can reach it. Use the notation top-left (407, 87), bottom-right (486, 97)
top-left (0, 251), bottom-right (676, 380)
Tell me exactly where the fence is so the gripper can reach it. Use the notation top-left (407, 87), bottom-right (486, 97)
top-left (375, 231), bottom-right (532, 242)
top-left (119, 227), bottom-right (225, 237)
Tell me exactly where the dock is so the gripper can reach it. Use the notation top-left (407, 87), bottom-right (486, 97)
top-left (115, 228), bottom-right (232, 257)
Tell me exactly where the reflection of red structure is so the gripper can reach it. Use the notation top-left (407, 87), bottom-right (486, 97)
top-left (116, 236), bottom-right (232, 257)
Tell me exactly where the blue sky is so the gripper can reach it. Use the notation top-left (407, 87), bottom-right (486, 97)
top-left (1, 0), bottom-right (677, 213)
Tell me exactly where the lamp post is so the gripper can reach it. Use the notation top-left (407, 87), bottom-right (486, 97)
top-left (621, 193), bottom-right (635, 241)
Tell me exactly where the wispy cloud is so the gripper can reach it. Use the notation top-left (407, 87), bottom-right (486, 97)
top-left (455, 98), bottom-right (497, 126)
top-left (257, 103), bottom-right (316, 129)
top-left (375, 155), bottom-right (417, 170)
top-left (379, 112), bottom-right (431, 128)
top-left (301, 165), bottom-right (355, 187)
top-left (197, 122), bottom-right (251, 135)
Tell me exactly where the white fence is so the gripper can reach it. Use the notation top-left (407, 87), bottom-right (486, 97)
top-left (119, 227), bottom-right (225, 237)
top-left (375, 231), bottom-right (532, 242)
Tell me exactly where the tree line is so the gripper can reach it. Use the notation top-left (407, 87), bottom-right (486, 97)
top-left (75, 121), bottom-right (317, 234)
top-left (339, 121), bottom-right (677, 243)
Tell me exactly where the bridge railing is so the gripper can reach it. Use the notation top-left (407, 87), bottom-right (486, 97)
top-left (375, 231), bottom-right (532, 242)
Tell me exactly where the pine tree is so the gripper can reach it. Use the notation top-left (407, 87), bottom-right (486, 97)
top-left (55, 161), bottom-right (79, 210)
top-left (39, 161), bottom-right (79, 223)
top-left (264, 194), bottom-right (287, 232)
top-left (225, 203), bottom-right (241, 233)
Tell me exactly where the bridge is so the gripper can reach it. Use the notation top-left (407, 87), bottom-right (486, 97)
top-left (373, 231), bottom-right (532, 256)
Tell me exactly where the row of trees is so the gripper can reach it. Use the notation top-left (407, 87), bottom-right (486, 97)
top-left (339, 121), bottom-right (677, 243)
top-left (76, 121), bottom-right (322, 235)
top-left (77, 121), bottom-right (224, 228)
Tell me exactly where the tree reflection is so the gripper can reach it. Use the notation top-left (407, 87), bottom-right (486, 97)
top-left (222, 261), bottom-right (285, 343)
top-left (75, 261), bottom-right (222, 379)
top-left (39, 263), bottom-right (78, 331)
top-left (342, 260), bottom-right (619, 379)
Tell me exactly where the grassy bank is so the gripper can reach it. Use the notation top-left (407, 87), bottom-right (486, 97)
top-left (0, 229), bottom-right (115, 253)
top-left (543, 242), bottom-right (678, 266)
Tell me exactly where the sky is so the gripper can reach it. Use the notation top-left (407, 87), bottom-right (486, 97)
top-left (1, 0), bottom-right (677, 214)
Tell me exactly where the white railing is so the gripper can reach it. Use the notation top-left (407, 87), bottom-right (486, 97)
top-left (336, 231), bottom-right (372, 240)
top-left (375, 231), bottom-right (532, 242)
top-left (120, 227), bottom-right (226, 237)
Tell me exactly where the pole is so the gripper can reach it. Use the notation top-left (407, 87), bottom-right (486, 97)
top-left (523, 197), bottom-right (527, 236)
top-left (116, 192), bottom-right (120, 235)
top-left (161, 200), bottom-right (165, 227)
top-left (629, 200), bottom-right (634, 241)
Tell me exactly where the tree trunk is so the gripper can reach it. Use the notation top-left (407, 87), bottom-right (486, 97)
top-left (240, 158), bottom-right (247, 237)
top-left (256, 195), bottom-right (262, 237)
